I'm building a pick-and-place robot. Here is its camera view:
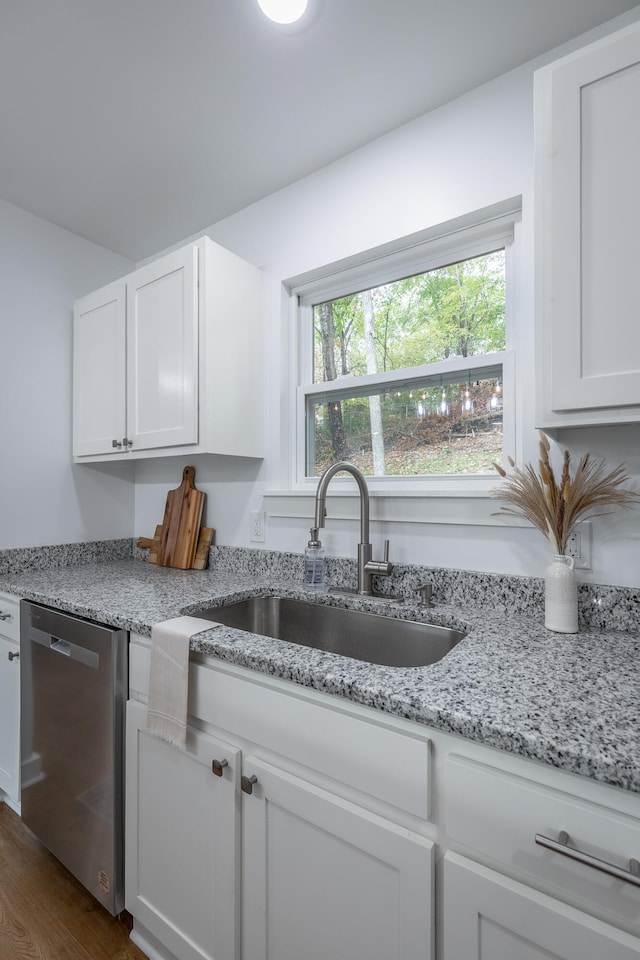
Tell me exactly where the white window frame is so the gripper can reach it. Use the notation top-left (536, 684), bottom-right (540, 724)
top-left (285, 199), bottom-right (520, 496)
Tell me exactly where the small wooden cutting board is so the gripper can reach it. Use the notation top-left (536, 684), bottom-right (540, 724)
top-left (156, 466), bottom-right (205, 569)
top-left (138, 523), bottom-right (214, 568)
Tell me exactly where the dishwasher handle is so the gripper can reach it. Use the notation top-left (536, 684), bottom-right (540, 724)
top-left (50, 638), bottom-right (71, 656)
top-left (28, 625), bottom-right (100, 670)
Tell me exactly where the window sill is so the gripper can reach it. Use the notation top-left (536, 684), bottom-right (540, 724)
top-left (262, 487), bottom-right (525, 528)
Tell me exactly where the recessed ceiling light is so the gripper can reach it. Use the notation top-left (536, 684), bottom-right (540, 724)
top-left (257, 0), bottom-right (309, 25)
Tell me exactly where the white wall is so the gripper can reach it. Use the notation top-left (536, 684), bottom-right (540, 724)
top-left (0, 198), bottom-right (136, 549)
top-left (0, 19), bottom-right (634, 584)
top-left (134, 13), bottom-right (640, 589)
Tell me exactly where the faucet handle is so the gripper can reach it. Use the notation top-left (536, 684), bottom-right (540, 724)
top-left (416, 582), bottom-right (434, 607)
top-left (364, 540), bottom-right (393, 578)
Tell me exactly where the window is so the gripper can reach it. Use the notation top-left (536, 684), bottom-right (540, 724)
top-left (291, 203), bottom-right (518, 490)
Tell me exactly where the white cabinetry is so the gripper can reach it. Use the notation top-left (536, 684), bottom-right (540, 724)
top-left (444, 852), bottom-right (640, 960)
top-left (0, 592), bottom-right (20, 809)
top-left (126, 637), bottom-right (640, 960)
top-left (126, 643), bottom-right (435, 960)
top-left (535, 20), bottom-right (640, 427)
top-left (73, 281), bottom-right (126, 457)
top-left (125, 245), bottom-right (199, 453)
top-left (444, 752), bottom-right (640, 957)
top-left (126, 700), bottom-right (240, 960)
top-left (242, 757), bottom-right (433, 960)
top-left (73, 237), bottom-right (263, 462)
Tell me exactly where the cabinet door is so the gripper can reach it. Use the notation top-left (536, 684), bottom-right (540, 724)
top-left (444, 852), bottom-right (640, 960)
top-left (0, 635), bottom-right (20, 806)
top-left (73, 281), bottom-right (126, 457)
top-left (536, 21), bottom-right (640, 419)
top-left (242, 757), bottom-right (434, 960)
top-left (125, 701), bottom-right (240, 960)
top-left (126, 245), bottom-right (199, 451)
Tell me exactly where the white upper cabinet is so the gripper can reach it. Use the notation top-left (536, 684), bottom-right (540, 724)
top-left (73, 236), bottom-right (263, 461)
top-left (126, 245), bottom-right (199, 452)
top-left (73, 281), bottom-right (127, 457)
top-left (535, 20), bottom-right (640, 427)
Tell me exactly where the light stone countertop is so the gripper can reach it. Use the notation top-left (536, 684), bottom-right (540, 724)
top-left (2, 553), bottom-right (639, 795)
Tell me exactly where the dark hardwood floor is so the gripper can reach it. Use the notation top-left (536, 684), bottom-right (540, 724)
top-left (0, 803), bottom-right (148, 960)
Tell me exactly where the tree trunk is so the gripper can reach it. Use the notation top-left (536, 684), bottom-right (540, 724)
top-left (316, 301), bottom-right (349, 461)
top-left (455, 264), bottom-right (471, 357)
top-left (361, 290), bottom-right (385, 475)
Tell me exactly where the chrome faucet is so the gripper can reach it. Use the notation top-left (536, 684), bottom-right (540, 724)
top-left (313, 461), bottom-right (393, 596)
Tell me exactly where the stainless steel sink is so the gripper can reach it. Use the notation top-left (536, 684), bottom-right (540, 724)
top-left (197, 595), bottom-right (465, 667)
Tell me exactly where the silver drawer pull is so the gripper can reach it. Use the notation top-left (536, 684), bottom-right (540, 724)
top-left (535, 831), bottom-right (640, 887)
top-left (0, 611), bottom-right (11, 620)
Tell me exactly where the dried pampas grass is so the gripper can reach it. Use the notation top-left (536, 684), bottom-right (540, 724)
top-left (492, 433), bottom-right (639, 555)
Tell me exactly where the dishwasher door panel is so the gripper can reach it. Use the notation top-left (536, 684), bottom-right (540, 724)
top-left (20, 602), bottom-right (127, 915)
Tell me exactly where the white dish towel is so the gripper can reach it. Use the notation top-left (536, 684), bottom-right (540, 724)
top-left (145, 616), bottom-right (213, 748)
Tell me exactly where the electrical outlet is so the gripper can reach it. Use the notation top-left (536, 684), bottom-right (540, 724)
top-left (565, 521), bottom-right (592, 570)
top-left (566, 531), bottom-right (581, 558)
top-left (250, 511), bottom-right (266, 542)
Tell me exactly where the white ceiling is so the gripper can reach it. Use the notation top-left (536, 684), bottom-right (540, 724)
top-left (1, 0), bottom-right (638, 261)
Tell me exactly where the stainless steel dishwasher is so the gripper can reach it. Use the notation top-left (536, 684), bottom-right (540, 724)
top-left (20, 601), bottom-right (127, 915)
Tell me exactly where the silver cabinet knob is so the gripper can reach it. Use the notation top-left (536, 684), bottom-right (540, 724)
top-left (8, 650), bottom-right (19, 661)
top-left (122, 438), bottom-right (133, 448)
top-left (112, 439), bottom-right (123, 448)
top-left (211, 758), bottom-right (228, 777)
top-left (241, 774), bottom-right (258, 795)
top-left (0, 611), bottom-right (11, 620)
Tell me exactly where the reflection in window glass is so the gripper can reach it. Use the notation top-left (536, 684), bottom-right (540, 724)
top-left (306, 372), bottom-right (504, 478)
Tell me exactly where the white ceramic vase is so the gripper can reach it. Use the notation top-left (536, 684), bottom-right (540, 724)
top-left (544, 554), bottom-right (578, 633)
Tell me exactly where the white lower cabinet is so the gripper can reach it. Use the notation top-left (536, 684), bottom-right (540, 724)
top-left (125, 701), bottom-right (241, 960)
top-left (0, 592), bottom-right (20, 809)
top-left (126, 649), bottom-right (435, 960)
top-left (444, 852), bottom-right (640, 960)
top-left (443, 751), bottom-right (640, 958)
top-left (241, 757), bottom-right (433, 960)
top-left (126, 645), bottom-right (640, 960)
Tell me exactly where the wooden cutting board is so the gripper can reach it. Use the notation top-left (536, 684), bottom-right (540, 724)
top-left (138, 524), bottom-right (214, 569)
top-left (156, 466), bottom-right (205, 569)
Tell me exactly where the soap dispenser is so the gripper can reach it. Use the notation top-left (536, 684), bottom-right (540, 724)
top-left (303, 528), bottom-right (325, 590)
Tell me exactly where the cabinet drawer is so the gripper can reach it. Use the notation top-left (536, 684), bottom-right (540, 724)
top-left (0, 593), bottom-right (20, 644)
top-left (445, 754), bottom-right (640, 931)
top-left (128, 640), bottom-right (430, 820)
top-left (191, 659), bottom-right (431, 820)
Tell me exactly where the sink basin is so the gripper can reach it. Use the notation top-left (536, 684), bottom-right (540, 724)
top-left (197, 595), bottom-right (465, 667)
